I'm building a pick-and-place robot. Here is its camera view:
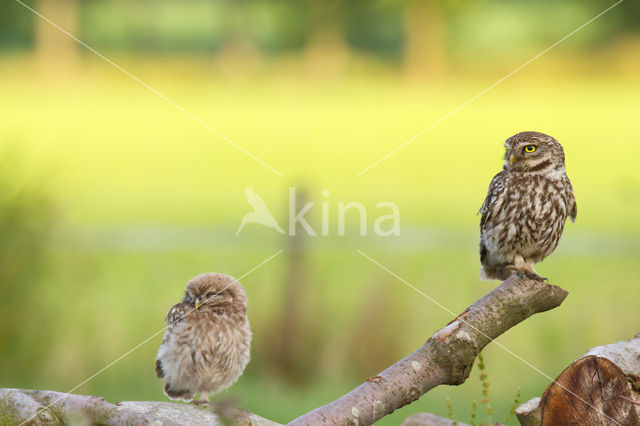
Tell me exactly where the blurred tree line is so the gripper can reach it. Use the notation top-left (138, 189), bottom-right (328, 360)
top-left (1, 0), bottom-right (639, 73)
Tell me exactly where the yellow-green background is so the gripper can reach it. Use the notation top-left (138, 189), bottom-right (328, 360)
top-left (1, 1), bottom-right (639, 424)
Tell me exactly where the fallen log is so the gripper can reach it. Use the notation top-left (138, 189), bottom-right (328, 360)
top-left (0, 388), bottom-right (281, 426)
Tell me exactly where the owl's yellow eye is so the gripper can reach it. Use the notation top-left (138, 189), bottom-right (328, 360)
top-left (524, 145), bottom-right (537, 153)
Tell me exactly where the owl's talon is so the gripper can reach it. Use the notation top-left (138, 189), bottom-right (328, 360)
top-left (524, 272), bottom-right (547, 282)
top-left (192, 399), bottom-right (212, 406)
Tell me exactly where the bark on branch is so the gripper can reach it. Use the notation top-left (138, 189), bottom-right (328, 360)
top-left (290, 276), bottom-right (568, 425)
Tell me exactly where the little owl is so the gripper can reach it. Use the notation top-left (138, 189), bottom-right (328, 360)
top-left (156, 273), bottom-right (251, 403)
top-left (479, 131), bottom-right (577, 281)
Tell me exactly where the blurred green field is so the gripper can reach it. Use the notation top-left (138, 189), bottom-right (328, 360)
top-left (2, 56), bottom-right (640, 230)
top-left (1, 55), bottom-right (639, 424)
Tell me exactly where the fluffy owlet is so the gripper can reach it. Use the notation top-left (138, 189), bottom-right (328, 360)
top-left (479, 131), bottom-right (577, 281)
top-left (155, 273), bottom-right (251, 403)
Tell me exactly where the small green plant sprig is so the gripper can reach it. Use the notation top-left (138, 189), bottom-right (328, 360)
top-left (446, 397), bottom-right (458, 425)
top-left (477, 352), bottom-right (494, 424)
top-left (504, 386), bottom-right (521, 424)
top-left (446, 352), bottom-right (521, 425)
top-left (470, 399), bottom-right (477, 426)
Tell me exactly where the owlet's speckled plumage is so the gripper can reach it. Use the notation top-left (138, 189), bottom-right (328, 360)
top-left (155, 273), bottom-right (251, 403)
top-left (479, 131), bottom-right (577, 281)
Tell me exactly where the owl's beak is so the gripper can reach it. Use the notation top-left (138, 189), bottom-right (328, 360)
top-left (195, 297), bottom-right (202, 310)
top-left (509, 153), bottom-right (515, 165)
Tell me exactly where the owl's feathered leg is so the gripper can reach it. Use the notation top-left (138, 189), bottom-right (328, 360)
top-left (508, 256), bottom-right (547, 282)
top-left (503, 255), bottom-right (526, 280)
top-left (525, 260), bottom-right (548, 282)
top-left (192, 391), bottom-right (211, 405)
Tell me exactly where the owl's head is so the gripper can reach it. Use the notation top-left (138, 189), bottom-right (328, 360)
top-left (503, 131), bottom-right (565, 173)
top-left (183, 273), bottom-right (248, 315)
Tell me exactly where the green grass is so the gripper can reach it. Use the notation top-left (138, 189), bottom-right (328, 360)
top-left (1, 55), bottom-right (639, 424)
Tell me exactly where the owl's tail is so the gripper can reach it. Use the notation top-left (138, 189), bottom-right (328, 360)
top-left (479, 266), bottom-right (493, 281)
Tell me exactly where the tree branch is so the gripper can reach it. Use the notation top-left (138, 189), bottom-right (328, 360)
top-left (515, 397), bottom-right (542, 426)
top-left (290, 276), bottom-right (568, 425)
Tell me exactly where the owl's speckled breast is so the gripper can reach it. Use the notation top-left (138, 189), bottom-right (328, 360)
top-left (484, 173), bottom-right (571, 263)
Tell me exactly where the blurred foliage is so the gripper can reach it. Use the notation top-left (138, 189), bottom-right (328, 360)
top-left (0, 149), bottom-right (55, 383)
top-left (79, 0), bottom-right (228, 52)
top-left (0, 0), bottom-right (34, 49)
top-left (1, 0), bottom-right (638, 56)
top-left (249, 0), bottom-right (309, 52)
top-left (345, 0), bottom-right (404, 60)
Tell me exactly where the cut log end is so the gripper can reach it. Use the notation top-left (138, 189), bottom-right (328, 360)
top-left (540, 355), bottom-right (640, 425)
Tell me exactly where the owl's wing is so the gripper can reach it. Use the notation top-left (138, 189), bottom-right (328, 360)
top-left (478, 171), bottom-right (506, 230)
top-left (165, 301), bottom-right (192, 327)
top-left (157, 301), bottom-right (192, 378)
top-left (569, 198), bottom-right (577, 223)
top-left (565, 176), bottom-right (578, 223)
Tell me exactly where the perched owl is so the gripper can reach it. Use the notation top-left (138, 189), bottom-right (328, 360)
top-left (155, 273), bottom-right (251, 403)
top-left (479, 131), bottom-right (577, 281)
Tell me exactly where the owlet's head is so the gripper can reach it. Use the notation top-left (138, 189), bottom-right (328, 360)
top-left (503, 131), bottom-right (566, 174)
top-left (183, 273), bottom-right (248, 315)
